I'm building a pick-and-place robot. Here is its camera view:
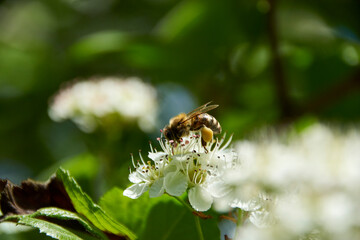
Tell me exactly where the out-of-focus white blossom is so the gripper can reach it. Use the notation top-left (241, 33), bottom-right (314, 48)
top-left (124, 133), bottom-right (239, 212)
top-left (49, 77), bottom-right (158, 132)
top-left (216, 124), bottom-right (360, 240)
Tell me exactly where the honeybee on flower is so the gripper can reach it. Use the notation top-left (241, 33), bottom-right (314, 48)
top-left (163, 102), bottom-right (222, 152)
top-left (124, 125), bottom-right (238, 212)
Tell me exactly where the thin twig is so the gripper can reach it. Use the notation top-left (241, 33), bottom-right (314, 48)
top-left (267, 0), bottom-right (293, 119)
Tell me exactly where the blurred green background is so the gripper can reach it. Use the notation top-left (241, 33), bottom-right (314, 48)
top-left (0, 0), bottom-right (360, 238)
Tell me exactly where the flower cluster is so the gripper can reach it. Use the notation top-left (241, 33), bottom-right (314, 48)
top-left (123, 133), bottom-right (239, 212)
top-left (216, 124), bottom-right (360, 240)
top-left (48, 76), bottom-right (158, 132)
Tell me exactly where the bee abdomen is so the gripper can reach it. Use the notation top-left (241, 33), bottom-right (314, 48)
top-left (191, 113), bottom-right (221, 134)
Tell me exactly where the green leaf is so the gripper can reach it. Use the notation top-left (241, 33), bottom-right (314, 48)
top-left (69, 31), bottom-right (129, 62)
top-left (154, 0), bottom-right (207, 42)
top-left (140, 197), bottom-right (220, 240)
top-left (99, 187), bottom-right (222, 240)
top-left (141, 199), bottom-right (194, 240)
top-left (99, 188), bottom-right (153, 234)
top-left (17, 216), bottom-right (96, 240)
top-left (2, 207), bottom-right (109, 240)
top-left (56, 168), bottom-right (137, 240)
top-left (31, 207), bottom-right (108, 240)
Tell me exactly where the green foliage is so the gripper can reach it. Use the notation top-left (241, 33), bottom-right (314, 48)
top-left (99, 188), bottom-right (153, 234)
top-left (140, 198), bottom-right (219, 240)
top-left (18, 217), bottom-right (88, 240)
top-left (1, 0), bottom-right (359, 184)
top-left (56, 168), bottom-right (137, 240)
top-left (0, 227), bottom-right (54, 240)
top-left (70, 31), bottom-right (130, 62)
top-left (0, 169), bottom-right (136, 240)
top-left (28, 208), bottom-right (108, 239)
top-left (1, 169), bottom-right (220, 240)
top-left (99, 188), bottom-right (220, 240)
top-left (141, 200), bottom-right (197, 240)
top-left (5, 208), bottom-right (105, 240)
top-left (154, 0), bottom-right (207, 42)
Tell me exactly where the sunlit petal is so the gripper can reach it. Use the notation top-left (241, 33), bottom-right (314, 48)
top-left (123, 183), bottom-right (149, 199)
top-left (128, 171), bottom-right (142, 184)
top-left (188, 185), bottom-right (213, 212)
top-left (164, 171), bottom-right (188, 196)
top-left (149, 177), bottom-right (165, 198)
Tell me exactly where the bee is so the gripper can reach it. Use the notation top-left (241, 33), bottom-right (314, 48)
top-left (163, 102), bottom-right (221, 151)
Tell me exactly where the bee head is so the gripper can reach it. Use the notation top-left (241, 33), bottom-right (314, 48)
top-left (163, 125), bottom-right (174, 141)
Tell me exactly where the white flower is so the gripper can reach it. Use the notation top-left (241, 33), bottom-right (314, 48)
top-left (160, 134), bottom-right (237, 211)
top-left (218, 124), bottom-right (360, 240)
top-left (49, 76), bottom-right (158, 132)
top-left (123, 151), bottom-right (166, 199)
top-left (124, 133), bottom-right (239, 212)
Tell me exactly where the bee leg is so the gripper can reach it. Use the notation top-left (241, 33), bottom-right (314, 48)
top-left (201, 138), bottom-right (208, 153)
top-left (201, 125), bottom-right (213, 153)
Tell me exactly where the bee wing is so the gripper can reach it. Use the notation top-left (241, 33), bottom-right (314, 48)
top-left (180, 102), bottom-right (218, 124)
top-left (185, 102), bottom-right (212, 116)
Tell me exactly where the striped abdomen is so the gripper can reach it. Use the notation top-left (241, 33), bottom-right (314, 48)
top-left (191, 113), bottom-right (221, 134)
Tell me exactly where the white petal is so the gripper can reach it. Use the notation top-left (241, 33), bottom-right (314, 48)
top-left (128, 171), bottom-right (142, 184)
top-left (249, 209), bottom-right (273, 228)
top-left (207, 178), bottom-right (231, 198)
top-left (123, 183), bottom-right (149, 199)
top-left (149, 177), bottom-right (165, 198)
top-left (164, 171), bottom-right (188, 196)
top-left (148, 152), bottom-right (167, 161)
top-left (164, 161), bottom-right (177, 174)
top-left (212, 197), bottom-right (232, 213)
top-left (188, 185), bottom-right (213, 211)
top-left (230, 198), bottom-right (261, 212)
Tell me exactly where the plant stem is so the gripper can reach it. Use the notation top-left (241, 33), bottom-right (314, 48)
top-left (194, 214), bottom-right (205, 240)
top-left (173, 196), bottom-right (204, 239)
top-left (174, 196), bottom-right (194, 213)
